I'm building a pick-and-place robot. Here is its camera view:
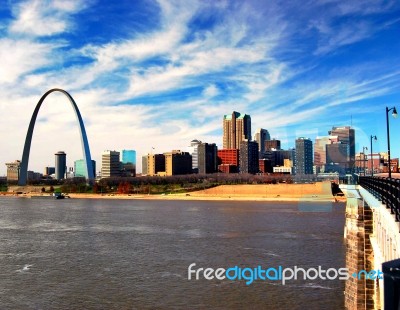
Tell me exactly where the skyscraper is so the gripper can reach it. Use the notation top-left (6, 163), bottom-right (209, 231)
top-left (198, 143), bottom-right (218, 174)
top-left (74, 159), bottom-right (96, 178)
top-left (295, 138), bottom-right (313, 175)
top-left (325, 142), bottom-right (349, 174)
top-left (223, 111), bottom-right (251, 149)
top-left (262, 148), bottom-right (294, 171)
top-left (44, 166), bottom-right (55, 176)
top-left (164, 150), bottom-right (192, 176)
top-left (142, 156), bottom-right (148, 175)
top-left (187, 139), bottom-right (201, 173)
top-left (120, 150), bottom-right (136, 177)
top-left (217, 149), bottom-right (239, 173)
top-left (121, 150), bottom-right (136, 166)
top-left (147, 154), bottom-right (166, 176)
top-left (239, 140), bottom-right (259, 174)
top-left (265, 139), bottom-right (281, 151)
top-left (314, 136), bottom-right (338, 170)
top-left (101, 150), bottom-right (120, 178)
top-left (328, 126), bottom-right (355, 171)
top-left (55, 151), bottom-right (66, 180)
top-left (254, 128), bottom-right (271, 157)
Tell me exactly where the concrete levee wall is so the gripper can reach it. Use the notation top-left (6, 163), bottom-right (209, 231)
top-left (341, 184), bottom-right (400, 310)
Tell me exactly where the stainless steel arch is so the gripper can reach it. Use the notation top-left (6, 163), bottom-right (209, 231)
top-left (18, 88), bottom-right (95, 185)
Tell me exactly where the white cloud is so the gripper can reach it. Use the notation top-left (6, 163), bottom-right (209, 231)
top-left (9, 0), bottom-right (84, 37)
top-left (126, 44), bottom-right (267, 97)
top-left (203, 84), bottom-right (219, 98)
top-left (314, 21), bottom-right (373, 55)
top-left (0, 39), bottom-right (57, 83)
top-left (241, 63), bottom-right (288, 102)
top-left (81, 25), bottom-right (183, 64)
top-left (73, 0), bottom-right (277, 99)
top-left (52, 0), bottom-right (83, 12)
top-left (307, 0), bottom-right (400, 55)
top-left (336, 0), bottom-right (396, 15)
top-left (80, 0), bottom-right (197, 64)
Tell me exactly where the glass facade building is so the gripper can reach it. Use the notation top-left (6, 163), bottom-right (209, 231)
top-left (121, 150), bottom-right (136, 165)
top-left (74, 159), bottom-right (96, 178)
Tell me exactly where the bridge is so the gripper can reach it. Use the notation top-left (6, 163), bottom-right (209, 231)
top-left (340, 176), bottom-right (400, 310)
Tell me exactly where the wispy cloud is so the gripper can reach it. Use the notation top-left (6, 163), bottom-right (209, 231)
top-left (9, 0), bottom-right (85, 37)
top-left (304, 0), bottom-right (400, 55)
top-left (313, 20), bottom-right (373, 55)
top-left (0, 38), bottom-right (59, 83)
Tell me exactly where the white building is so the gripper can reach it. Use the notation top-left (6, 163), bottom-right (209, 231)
top-left (101, 150), bottom-right (120, 178)
top-left (187, 139), bottom-right (202, 173)
top-left (273, 166), bottom-right (292, 174)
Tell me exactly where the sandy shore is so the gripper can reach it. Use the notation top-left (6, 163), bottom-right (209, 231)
top-left (36, 182), bottom-right (343, 202)
top-left (65, 193), bottom-right (340, 202)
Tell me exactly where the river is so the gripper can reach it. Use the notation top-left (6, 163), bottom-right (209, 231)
top-left (0, 197), bottom-right (345, 309)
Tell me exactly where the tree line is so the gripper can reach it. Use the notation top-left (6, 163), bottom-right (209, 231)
top-left (5, 173), bottom-right (294, 194)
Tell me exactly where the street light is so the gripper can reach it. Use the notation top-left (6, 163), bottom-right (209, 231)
top-left (386, 106), bottom-right (398, 179)
top-left (370, 135), bottom-right (377, 176)
top-left (363, 146), bottom-right (368, 176)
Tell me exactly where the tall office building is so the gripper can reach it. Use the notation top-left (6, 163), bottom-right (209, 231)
top-left (187, 139), bottom-right (202, 173)
top-left (239, 140), bottom-right (259, 174)
top-left (27, 171), bottom-right (42, 180)
top-left (295, 138), bottom-right (313, 175)
top-left (5, 160), bottom-right (21, 181)
top-left (120, 150), bottom-right (136, 177)
top-left (55, 151), bottom-right (66, 180)
top-left (265, 139), bottom-right (281, 151)
top-left (325, 142), bottom-right (349, 174)
top-left (223, 111), bottom-right (251, 149)
top-left (147, 154), bottom-right (166, 176)
top-left (44, 167), bottom-right (55, 176)
top-left (262, 148), bottom-right (295, 172)
top-left (164, 150), bottom-right (192, 176)
top-left (217, 149), bottom-right (239, 173)
top-left (101, 150), bottom-right (120, 178)
top-left (74, 159), bottom-right (96, 178)
top-left (328, 126), bottom-right (355, 171)
top-left (218, 149), bottom-right (239, 166)
top-left (254, 128), bottom-right (271, 157)
top-left (314, 136), bottom-right (338, 169)
top-left (198, 143), bottom-right (218, 174)
top-left (259, 159), bottom-right (271, 173)
top-left (142, 156), bottom-right (148, 175)
top-left (121, 150), bottom-right (136, 166)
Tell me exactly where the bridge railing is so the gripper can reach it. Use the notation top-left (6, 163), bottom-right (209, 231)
top-left (359, 176), bottom-right (400, 222)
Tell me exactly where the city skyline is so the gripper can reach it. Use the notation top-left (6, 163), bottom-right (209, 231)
top-left (1, 0), bottom-right (400, 175)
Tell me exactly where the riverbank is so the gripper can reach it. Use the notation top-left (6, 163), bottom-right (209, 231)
top-left (13, 182), bottom-right (344, 202)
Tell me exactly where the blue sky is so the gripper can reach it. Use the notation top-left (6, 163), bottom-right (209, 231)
top-left (1, 0), bottom-right (400, 174)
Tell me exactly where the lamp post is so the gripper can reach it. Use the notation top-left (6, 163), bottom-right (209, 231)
top-left (386, 106), bottom-right (398, 179)
top-left (370, 135), bottom-right (377, 176)
top-left (362, 146), bottom-right (368, 176)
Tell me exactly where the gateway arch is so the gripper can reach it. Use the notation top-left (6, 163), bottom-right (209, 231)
top-left (18, 88), bottom-right (95, 186)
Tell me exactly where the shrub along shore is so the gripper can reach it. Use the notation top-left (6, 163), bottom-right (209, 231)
top-left (5, 181), bottom-right (343, 202)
